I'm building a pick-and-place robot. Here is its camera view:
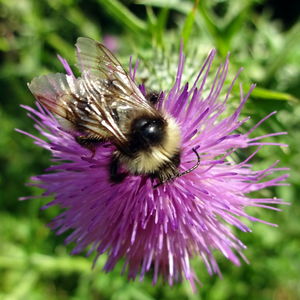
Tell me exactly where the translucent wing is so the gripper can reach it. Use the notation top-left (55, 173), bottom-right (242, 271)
top-left (29, 37), bottom-right (158, 147)
top-left (75, 37), bottom-right (156, 112)
top-left (28, 73), bottom-right (127, 144)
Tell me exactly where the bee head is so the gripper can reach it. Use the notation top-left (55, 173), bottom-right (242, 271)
top-left (130, 117), bottom-right (166, 151)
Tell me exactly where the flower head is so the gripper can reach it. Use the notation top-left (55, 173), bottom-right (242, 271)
top-left (19, 41), bottom-right (288, 290)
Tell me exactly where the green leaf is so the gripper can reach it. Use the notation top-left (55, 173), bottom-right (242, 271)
top-left (46, 33), bottom-right (74, 63)
top-left (137, 0), bottom-right (192, 13)
top-left (198, 1), bottom-right (219, 37)
top-left (264, 22), bottom-right (300, 83)
top-left (66, 7), bottom-right (102, 40)
top-left (6, 271), bottom-right (38, 299)
top-left (181, 0), bottom-right (198, 46)
top-left (220, 3), bottom-right (251, 43)
top-left (197, 1), bottom-right (228, 54)
top-left (154, 8), bottom-right (169, 47)
top-left (251, 86), bottom-right (299, 102)
top-left (96, 0), bottom-right (147, 34)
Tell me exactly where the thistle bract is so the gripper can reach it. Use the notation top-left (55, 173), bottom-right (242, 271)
top-left (19, 44), bottom-right (288, 289)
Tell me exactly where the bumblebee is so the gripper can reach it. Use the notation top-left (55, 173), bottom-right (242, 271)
top-left (28, 37), bottom-right (200, 186)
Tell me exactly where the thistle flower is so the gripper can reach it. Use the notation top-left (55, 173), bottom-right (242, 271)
top-left (19, 42), bottom-right (288, 290)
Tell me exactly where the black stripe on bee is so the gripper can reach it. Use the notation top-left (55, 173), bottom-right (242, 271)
top-left (75, 135), bottom-right (104, 150)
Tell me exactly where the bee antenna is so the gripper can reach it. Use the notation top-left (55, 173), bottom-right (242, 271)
top-left (153, 148), bottom-right (201, 188)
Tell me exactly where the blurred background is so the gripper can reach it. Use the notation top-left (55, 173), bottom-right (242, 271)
top-left (0, 0), bottom-right (299, 299)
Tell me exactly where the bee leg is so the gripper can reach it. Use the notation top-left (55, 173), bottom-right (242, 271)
top-left (109, 155), bottom-right (128, 183)
top-left (75, 135), bottom-right (103, 157)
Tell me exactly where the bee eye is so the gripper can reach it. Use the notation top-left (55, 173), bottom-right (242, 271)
top-left (132, 118), bottom-right (165, 146)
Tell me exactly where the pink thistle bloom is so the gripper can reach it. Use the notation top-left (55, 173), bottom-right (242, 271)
top-left (19, 41), bottom-right (288, 290)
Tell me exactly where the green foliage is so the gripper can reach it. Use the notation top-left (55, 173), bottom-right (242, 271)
top-left (0, 0), bottom-right (299, 299)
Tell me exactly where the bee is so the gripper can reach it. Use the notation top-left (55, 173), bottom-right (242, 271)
top-left (28, 37), bottom-right (200, 187)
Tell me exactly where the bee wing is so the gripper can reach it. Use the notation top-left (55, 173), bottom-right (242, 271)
top-left (28, 73), bottom-right (127, 143)
top-left (75, 37), bottom-right (155, 112)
